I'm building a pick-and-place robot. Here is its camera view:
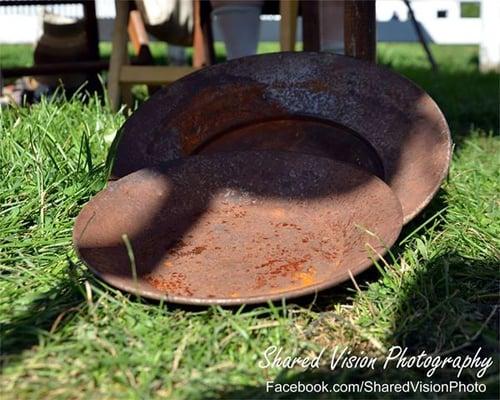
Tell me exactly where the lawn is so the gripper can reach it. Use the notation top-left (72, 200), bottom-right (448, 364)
top-left (0, 43), bottom-right (499, 399)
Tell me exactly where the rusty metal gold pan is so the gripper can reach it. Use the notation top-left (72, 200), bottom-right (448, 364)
top-left (111, 52), bottom-right (451, 224)
top-left (75, 151), bottom-right (403, 305)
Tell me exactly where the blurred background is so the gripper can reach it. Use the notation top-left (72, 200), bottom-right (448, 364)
top-left (0, 0), bottom-right (498, 133)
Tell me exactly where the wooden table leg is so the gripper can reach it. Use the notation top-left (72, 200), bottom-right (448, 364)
top-left (193, 0), bottom-right (215, 68)
top-left (344, 0), bottom-right (376, 62)
top-left (108, 0), bottom-right (130, 111)
top-left (280, 0), bottom-right (298, 51)
top-left (302, 0), bottom-right (320, 52)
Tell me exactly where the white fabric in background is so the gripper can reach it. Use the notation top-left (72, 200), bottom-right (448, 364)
top-left (135, 0), bottom-right (193, 46)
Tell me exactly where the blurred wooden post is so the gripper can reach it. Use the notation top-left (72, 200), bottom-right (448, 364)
top-left (107, 0), bottom-right (130, 110)
top-left (108, 0), bottom-right (215, 110)
top-left (82, 0), bottom-right (100, 61)
top-left (302, 0), bottom-right (320, 51)
top-left (280, 0), bottom-right (298, 51)
top-left (193, 0), bottom-right (215, 67)
top-left (344, 0), bottom-right (376, 62)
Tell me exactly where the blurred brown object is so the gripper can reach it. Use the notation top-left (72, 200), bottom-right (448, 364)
top-left (107, 0), bottom-right (215, 111)
top-left (344, 0), bottom-right (376, 61)
top-left (108, 0), bottom-right (379, 110)
top-left (0, 77), bottom-right (40, 107)
top-left (34, 14), bottom-right (90, 88)
top-left (0, 1), bottom-right (102, 88)
top-left (127, 10), bottom-right (154, 65)
top-left (300, 0), bottom-right (376, 61)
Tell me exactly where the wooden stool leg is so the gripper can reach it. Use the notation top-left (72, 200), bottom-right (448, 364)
top-left (193, 0), bottom-right (216, 67)
top-left (280, 0), bottom-right (298, 51)
top-left (108, 0), bottom-right (130, 111)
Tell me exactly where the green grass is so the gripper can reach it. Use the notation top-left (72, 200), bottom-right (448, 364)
top-left (1, 44), bottom-right (499, 399)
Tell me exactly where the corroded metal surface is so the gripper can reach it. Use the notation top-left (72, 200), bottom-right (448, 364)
top-left (196, 118), bottom-right (385, 179)
top-left (75, 151), bottom-right (402, 305)
top-left (110, 52), bottom-right (451, 223)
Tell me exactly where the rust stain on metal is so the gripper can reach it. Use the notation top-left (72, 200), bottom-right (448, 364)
top-left (146, 273), bottom-right (194, 297)
top-left (294, 266), bottom-right (317, 286)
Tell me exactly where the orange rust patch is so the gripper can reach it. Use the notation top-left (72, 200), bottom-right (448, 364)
top-left (270, 208), bottom-right (286, 218)
top-left (252, 257), bottom-right (311, 290)
top-left (292, 266), bottom-right (317, 286)
top-left (192, 246), bottom-right (206, 255)
top-left (146, 273), bottom-right (193, 296)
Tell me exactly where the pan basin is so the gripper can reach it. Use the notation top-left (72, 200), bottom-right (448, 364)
top-left (75, 151), bottom-right (403, 305)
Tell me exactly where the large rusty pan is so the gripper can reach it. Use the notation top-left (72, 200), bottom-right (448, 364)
top-left (75, 151), bottom-right (402, 305)
top-left (110, 52), bottom-right (452, 223)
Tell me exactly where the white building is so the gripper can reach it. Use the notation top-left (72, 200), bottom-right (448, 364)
top-left (376, 0), bottom-right (482, 44)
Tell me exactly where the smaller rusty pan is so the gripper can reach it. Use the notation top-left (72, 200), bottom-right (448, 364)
top-left (74, 151), bottom-right (403, 305)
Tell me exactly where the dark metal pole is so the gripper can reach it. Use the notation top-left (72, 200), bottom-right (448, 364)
top-left (403, 0), bottom-right (438, 71)
top-left (82, 0), bottom-right (100, 61)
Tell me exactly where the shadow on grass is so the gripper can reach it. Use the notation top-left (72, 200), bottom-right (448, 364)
top-left (0, 262), bottom-right (86, 364)
top-left (381, 66), bottom-right (499, 139)
top-left (207, 253), bottom-right (499, 399)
